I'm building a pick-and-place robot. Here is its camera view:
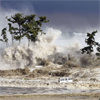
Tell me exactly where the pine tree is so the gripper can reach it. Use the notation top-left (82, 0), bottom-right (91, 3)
top-left (1, 13), bottom-right (49, 46)
top-left (0, 28), bottom-right (9, 47)
top-left (81, 30), bottom-right (100, 59)
top-left (23, 15), bottom-right (49, 46)
top-left (6, 13), bottom-right (26, 44)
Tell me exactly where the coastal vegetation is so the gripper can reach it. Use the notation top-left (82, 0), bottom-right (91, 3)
top-left (81, 30), bottom-right (100, 59)
top-left (0, 13), bottom-right (49, 46)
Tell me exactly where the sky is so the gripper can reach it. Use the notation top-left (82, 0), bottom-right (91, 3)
top-left (0, 0), bottom-right (100, 36)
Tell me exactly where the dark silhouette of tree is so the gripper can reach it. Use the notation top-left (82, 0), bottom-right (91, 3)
top-left (81, 30), bottom-right (100, 58)
top-left (23, 15), bottom-right (49, 46)
top-left (0, 28), bottom-right (9, 47)
top-left (6, 13), bottom-right (26, 44)
top-left (0, 13), bottom-right (49, 46)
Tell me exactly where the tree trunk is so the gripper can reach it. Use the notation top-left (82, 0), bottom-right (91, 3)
top-left (11, 34), bottom-right (14, 46)
top-left (28, 39), bottom-right (30, 47)
top-left (19, 25), bottom-right (21, 45)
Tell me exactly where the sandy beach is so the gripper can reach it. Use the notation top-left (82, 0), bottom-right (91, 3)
top-left (0, 94), bottom-right (99, 100)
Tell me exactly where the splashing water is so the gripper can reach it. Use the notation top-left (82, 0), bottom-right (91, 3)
top-left (0, 27), bottom-right (96, 70)
top-left (0, 28), bottom-right (65, 69)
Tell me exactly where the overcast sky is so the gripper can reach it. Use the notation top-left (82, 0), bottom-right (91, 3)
top-left (1, 0), bottom-right (99, 13)
top-left (0, 0), bottom-right (100, 34)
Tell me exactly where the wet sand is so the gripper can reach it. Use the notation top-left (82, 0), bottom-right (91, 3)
top-left (0, 87), bottom-right (100, 96)
top-left (0, 94), bottom-right (99, 100)
top-left (0, 87), bottom-right (100, 100)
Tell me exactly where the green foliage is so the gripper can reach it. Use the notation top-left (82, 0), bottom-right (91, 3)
top-left (96, 45), bottom-right (100, 58)
top-left (0, 28), bottom-right (8, 46)
top-left (23, 15), bottom-right (49, 43)
top-left (0, 13), bottom-right (49, 46)
top-left (6, 13), bottom-right (26, 44)
top-left (81, 30), bottom-right (100, 58)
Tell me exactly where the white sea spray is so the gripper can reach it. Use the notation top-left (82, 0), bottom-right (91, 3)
top-left (0, 27), bottom-right (97, 70)
top-left (0, 28), bottom-right (67, 69)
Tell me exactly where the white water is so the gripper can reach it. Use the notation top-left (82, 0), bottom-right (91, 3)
top-left (0, 6), bottom-right (99, 70)
top-left (0, 26), bottom-right (84, 70)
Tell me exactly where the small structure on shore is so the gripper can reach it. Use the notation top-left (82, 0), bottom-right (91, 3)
top-left (58, 77), bottom-right (73, 83)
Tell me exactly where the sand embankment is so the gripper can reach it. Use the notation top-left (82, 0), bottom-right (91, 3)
top-left (0, 94), bottom-right (99, 100)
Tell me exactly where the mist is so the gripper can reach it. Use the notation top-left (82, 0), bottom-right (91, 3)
top-left (0, 2), bottom-right (99, 70)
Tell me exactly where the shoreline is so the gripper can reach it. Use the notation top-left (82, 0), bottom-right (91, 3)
top-left (0, 86), bottom-right (100, 96)
top-left (0, 79), bottom-right (100, 89)
top-left (0, 93), bottom-right (100, 100)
